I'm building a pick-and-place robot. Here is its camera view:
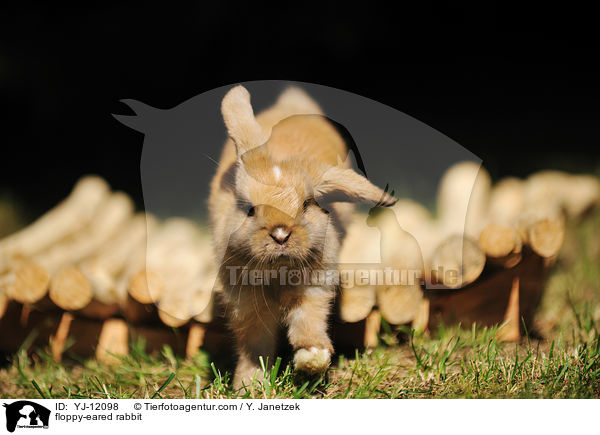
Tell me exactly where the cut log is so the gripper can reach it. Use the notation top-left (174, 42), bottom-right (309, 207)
top-left (337, 216), bottom-right (379, 322)
top-left (49, 266), bottom-right (93, 311)
top-left (516, 211), bottom-right (565, 259)
top-left (478, 222), bottom-right (523, 267)
top-left (527, 218), bottom-right (565, 259)
top-left (523, 171), bottom-right (569, 214)
top-left (376, 284), bottom-right (423, 325)
top-left (339, 214), bottom-right (381, 264)
top-left (437, 161), bottom-right (491, 238)
top-left (154, 225), bottom-right (215, 327)
top-left (126, 218), bottom-right (203, 306)
top-left (81, 213), bottom-right (156, 306)
top-left (36, 192), bottom-right (134, 271)
top-left (3, 260), bottom-right (50, 304)
top-left (488, 177), bottom-right (525, 225)
top-left (0, 189), bottom-right (131, 306)
top-left (158, 274), bottom-right (211, 328)
top-left (129, 269), bottom-right (165, 305)
top-left (429, 235), bottom-right (486, 288)
top-left (0, 176), bottom-right (109, 272)
top-left (38, 192), bottom-right (134, 310)
top-left (524, 171), bottom-right (600, 219)
top-left (338, 211), bottom-right (426, 323)
top-left (563, 175), bottom-right (600, 218)
top-left (367, 205), bottom-right (425, 324)
top-left (339, 286), bottom-right (376, 323)
top-left (96, 318), bottom-right (129, 365)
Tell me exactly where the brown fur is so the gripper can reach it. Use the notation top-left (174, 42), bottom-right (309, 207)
top-left (209, 85), bottom-right (395, 388)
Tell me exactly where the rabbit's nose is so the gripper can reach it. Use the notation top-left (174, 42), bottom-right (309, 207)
top-left (270, 226), bottom-right (292, 245)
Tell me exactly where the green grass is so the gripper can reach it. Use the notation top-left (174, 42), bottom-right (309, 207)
top-left (1, 211), bottom-right (599, 399)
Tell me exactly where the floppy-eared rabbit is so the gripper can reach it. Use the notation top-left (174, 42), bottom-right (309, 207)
top-left (209, 85), bottom-right (395, 388)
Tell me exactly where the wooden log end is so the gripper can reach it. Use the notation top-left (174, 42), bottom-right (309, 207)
top-left (528, 218), bottom-right (565, 258)
top-left (339, 286), bottom-right (376, 323)
top-left (158, 306), bottom-right (191, 328)
top-left (129, 269), bottom-right (164, 304)
top-left (376, 285), bottom-right (422, 325)
top-left (192, 290), bottom-right (214, 324)
top-left (7, 262), bottom-right (50, 304)
top-left (49, 266), bottom-right (93, 311)
top-left (479, 223), bottom-right (521, 258)
top-left (430, 235), bottom-right (486, 288)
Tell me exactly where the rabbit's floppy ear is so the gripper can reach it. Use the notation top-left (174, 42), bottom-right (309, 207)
top-left (315, 166), bottom-right (397, 206)
top-left (221, 85), bottom-right (267, 156)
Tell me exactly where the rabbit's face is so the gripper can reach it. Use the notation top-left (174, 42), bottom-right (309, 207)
top-left (218, 86), bottom-right (397, 267)
top-left (229, 151), bottom-right (332, 265)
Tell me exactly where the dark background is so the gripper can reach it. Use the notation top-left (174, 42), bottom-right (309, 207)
top-left (1, 3), bottom-right (598, 219)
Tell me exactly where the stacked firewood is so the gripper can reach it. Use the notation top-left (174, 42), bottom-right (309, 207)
top-left (0, 164), bottom-right (598, 362)
top-left (0, 176), bottom-right (218, 363)
top-left (336, 162), bottom-right (600, 346)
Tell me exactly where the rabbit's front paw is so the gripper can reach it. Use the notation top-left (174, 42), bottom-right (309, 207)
top-left (293, 347), bottom-right (331, 374)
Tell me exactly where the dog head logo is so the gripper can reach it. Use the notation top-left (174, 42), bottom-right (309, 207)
top-left (3, 401), bottom-right (50, 432)
top-left (113, 81), bottom-right (482, 293)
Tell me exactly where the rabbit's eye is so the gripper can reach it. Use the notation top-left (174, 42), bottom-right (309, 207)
top-left (247, 206), bottom-right (256, 217)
